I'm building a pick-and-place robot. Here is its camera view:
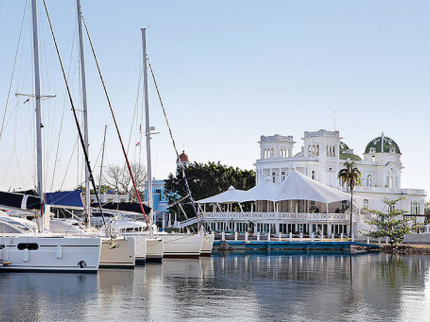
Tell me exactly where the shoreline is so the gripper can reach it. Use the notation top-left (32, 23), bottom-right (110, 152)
top-left (382, 244), bottom-right (430, 255)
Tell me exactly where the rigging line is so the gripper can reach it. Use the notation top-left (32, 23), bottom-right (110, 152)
top-left (81, 17), bottom-right (150, 229)
top-left (147, 58), bottom-right (201, 226)
top-left (51, 29), bottom-right (77, 192)
top-left (0, 0), bottom-right (28, 148)
top-left (41, 0), bottom-right (108, 233)
top-left (60, 136), bottom-right (79, 190)
top-left (127, 68), bottom-right (143, 156)
top-left (114, 37), bottom-right (140, 108)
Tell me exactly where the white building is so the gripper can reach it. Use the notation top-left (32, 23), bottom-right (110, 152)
top-left (197, 129), bottom-right (426, 236)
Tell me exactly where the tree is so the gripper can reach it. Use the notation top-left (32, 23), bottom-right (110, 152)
top-left (102, 163), bottom-right (147, 200)
top-left (365, 197), bottom-right (412, 246)
top-left (165, 161), bottom-right (255, 219)
top-left (338, 159), bottom-right (361, 236)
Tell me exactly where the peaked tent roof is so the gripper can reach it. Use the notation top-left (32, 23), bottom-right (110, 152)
top-left (197, 169), bottom-right (352, 204)
top-left (236, 179), bottom-right (279, 202)
top-left (275, 169), bottom-right (351, 203)
top-left (197, 186), bottom-right (247, 204)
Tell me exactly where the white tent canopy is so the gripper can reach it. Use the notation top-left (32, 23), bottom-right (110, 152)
top-left (236, 178), bottom-right (278, 202)
top-left (274, 169), bottom-right (351, 203)
top-left (197, 168), bottom-right (352, 204)
top-left (197, 186), bottom-right (247, 204)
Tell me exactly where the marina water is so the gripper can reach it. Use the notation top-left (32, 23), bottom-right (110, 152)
top-left (1, 253), bottom-right (429, 321)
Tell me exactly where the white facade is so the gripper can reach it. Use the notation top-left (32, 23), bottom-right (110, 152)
top-left (256, 129), bottom-right (425, 217)
top-left (198, 129), bottom-right (426, 237)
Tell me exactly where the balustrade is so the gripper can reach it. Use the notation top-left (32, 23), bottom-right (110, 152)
top-left (199, 211), bottom-right (348, 222)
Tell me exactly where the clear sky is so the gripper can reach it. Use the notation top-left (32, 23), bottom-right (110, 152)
top-left (0, 0), bottom-right (429, 196)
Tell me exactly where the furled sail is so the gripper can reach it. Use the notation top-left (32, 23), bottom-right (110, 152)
top-left (91, 201), bottom-right (151, 215)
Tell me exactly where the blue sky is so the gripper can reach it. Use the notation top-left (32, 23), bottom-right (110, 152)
top-left (0, 0), bottom-right (429, 195)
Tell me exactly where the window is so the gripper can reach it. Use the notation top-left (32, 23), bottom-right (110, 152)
top-left (281, 171), bottom-right (286, 181)
top-left (272, 172), bottom-right (276, 183)
top-left (411, 202), bottom-right (420, 215)
top-left (367, 175), bottom-right (372, 187)
top-left (17, 243), bottom-right (39, 250)
top-left (364, 199), bottom-right (369, 208)
top-left (371, 155), bottom-right (376, 162)
top-left (311, 171), bottom-right (315, 180)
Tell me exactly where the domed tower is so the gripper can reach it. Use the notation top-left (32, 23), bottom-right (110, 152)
top-left (363, 133), bottom-right (402, 188)
top-left (176, 151), bottom-right (190, 172)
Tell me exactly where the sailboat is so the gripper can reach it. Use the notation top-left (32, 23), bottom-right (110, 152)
top-left (73, 0), bottom-right (163, 265)
top-left (0, 0), bottom-right (102, 272)
top-left (58, 0), bottom-right (137, 269)
top-left (138, 28), bottom-right (204, 258)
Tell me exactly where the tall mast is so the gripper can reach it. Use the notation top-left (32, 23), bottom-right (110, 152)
top-left (31, 0), bottom-right (44, 232)
top-left (141, 28), bottom-right (153, 223)
top-left (76, 0), bottom-right (91, 226)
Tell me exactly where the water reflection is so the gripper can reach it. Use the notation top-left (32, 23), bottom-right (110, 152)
top-left (1, 254), bottom-right (430, 321)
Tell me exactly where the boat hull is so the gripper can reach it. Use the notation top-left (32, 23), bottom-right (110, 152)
top-left (161, 233), bottom-right (203, 258)
top-left (134, 236), bottom-right (147, 264)
top-left (200, 233), bottom-right (215, 256)
top-left (100, 237), bottom-right (135, 268)
top-left (0, 236), bottom-right (101, 273)
top-left (145, 238), bottom-right (164, 261)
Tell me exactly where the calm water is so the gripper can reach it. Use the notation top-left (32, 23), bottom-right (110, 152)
top-left (1, 252), bottom-right (430, 321)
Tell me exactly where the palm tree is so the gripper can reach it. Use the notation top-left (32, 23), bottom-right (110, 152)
top-left (338, 160), bottom-right (361, 237)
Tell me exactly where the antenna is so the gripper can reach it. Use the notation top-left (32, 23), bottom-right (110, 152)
top-left (333, 110), bottom-right (336, 131)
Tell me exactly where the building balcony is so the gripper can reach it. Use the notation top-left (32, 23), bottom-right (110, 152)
top-left (199, 211), bottom-right (349, 222)
top-left (343, 186), bottom-right (426, 196)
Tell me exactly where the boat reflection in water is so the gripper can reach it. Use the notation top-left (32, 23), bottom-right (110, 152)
top-left (0, 273), bottom-right (98, 321)
top-left (1, 253), bottom-right (430, 321)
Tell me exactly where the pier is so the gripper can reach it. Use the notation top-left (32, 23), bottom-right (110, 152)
top-left (214, 240), bottom-right (380, 254)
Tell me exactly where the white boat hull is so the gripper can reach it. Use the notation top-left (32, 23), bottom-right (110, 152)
top-left (134, 236), bottom-right (147, 264)
top-left (200, 233), bottom-right (215, 256)
top-left (161, 233), bottom-right (203, 258)
top-left (0, 236), bottom-right (101, 272)
top-left (100, 237), bottom-right (135, 268)
top-left (145, 238), bottom-right (164, 261)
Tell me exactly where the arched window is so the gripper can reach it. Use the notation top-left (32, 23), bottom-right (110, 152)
top-left (316, 145), bottom-right (319, 156)
top-left (367, 175), bottom-right (372, 187)
top-left (364, 199), bottom-right (369, 208)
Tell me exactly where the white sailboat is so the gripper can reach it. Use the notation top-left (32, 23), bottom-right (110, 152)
top-left (140, 28), bottom-right (204, 258)
top-left (74, 0), bottom-right (137, 268)
top-left (0, 0), bottom-right (102, 273)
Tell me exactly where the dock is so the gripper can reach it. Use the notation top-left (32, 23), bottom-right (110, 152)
top-left (213, 240), bottom-right (380, 254)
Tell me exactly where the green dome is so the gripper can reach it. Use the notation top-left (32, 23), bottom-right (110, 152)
top-left (339, 141), bottom-right (361, 161)
top-left (365, 134), bottom-right (401, 154)
top-left (339, 141), bottom-right (349, 153)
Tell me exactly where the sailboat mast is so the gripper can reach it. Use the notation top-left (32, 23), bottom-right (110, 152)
top-left (31, 0), bottom-right (44, 232)
top-left (141, 28), bottom-right (153, 223)
top-left (76, 0), bottom-right (91, 226)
